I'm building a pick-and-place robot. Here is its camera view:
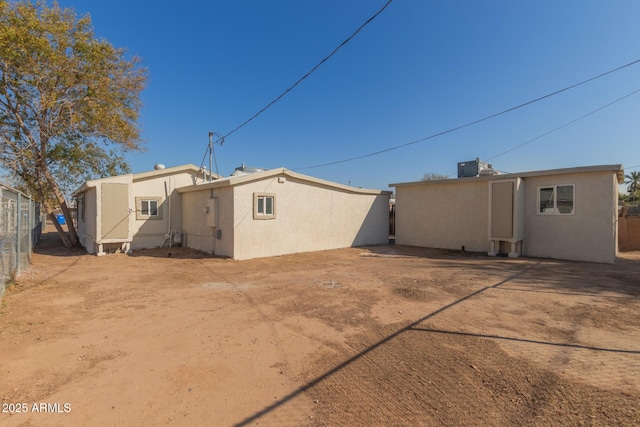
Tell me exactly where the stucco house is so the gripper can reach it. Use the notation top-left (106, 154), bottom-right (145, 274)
top-left (177, 168), bottom-right (391, 260)
top-left (390, 164), bottom-right (624, 263)
top-left (73, 164), bottom-right (214, 255)
top-left (74, 165), bottom-right (391, 259)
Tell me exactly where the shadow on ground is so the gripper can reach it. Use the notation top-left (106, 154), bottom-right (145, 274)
top-left (34, 229), bottom-right (86, 258)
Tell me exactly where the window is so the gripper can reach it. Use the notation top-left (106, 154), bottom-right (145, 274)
top-left (538, 185), bottom-right (574, 215)
top-left (141, 200), bottom-right (158, 216)
top-left (135, 197), bottom-right (162, 220)
top-left (253, 193), bottom-right (276, 219)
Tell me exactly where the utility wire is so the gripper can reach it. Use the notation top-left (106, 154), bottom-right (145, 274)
top-left (199, 0), bottom-right (394, 174)
top-left (225, 0), bottom-right (393, 143)
top-left (293, 58), bottom-right (640, 171)
top-left (485, 88), bottom-right (640, 161)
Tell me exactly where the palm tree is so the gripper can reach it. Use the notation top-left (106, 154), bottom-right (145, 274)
top-left (625, 171), bottom-right (640, 203)
top-left (619, 192), bottom-right (631, 203)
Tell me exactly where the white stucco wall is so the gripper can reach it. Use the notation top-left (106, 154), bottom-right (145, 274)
top-left (394, 179), bottom-right (489, 252)
top-left (522, 171), bottom-right (618, 263)
top-left (231, 176), bottom-right (390, 260)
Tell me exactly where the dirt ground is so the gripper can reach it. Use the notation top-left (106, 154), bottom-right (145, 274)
top-left (1, 225), bottom-right (639, 426)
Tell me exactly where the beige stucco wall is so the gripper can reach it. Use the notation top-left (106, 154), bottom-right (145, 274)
top-left (75, 168), bottom-right (203, 253)
top-left (76, 175), bottom-right (131, 253)
top-left (394, 179), bottom-right (489, 252)
top-left (522, 171), bottom-right (618, 263)
top-left (394, 170), bottom-right (619, 263)
top-left (180, 174), bottom-right (389, 260)
top-left (230, 176), bottom-right (390, 260)
top-left (130, 171), bottom-right (198, 250)
top-left (180, 187), bottom-right (234, 257)
top-left (77, 187), bottom-right (98, 253)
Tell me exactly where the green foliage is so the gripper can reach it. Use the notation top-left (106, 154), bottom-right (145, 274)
top-left (0, 0), bottom-right (146, 191)
top-left (623, 171), bottom-right (640, 204)
top-left (619, 192), bottom-right (632, 203)
top-left (0, 0), bottom-right (147, 244)
top-left (625, 171), bottom-right (640, 194)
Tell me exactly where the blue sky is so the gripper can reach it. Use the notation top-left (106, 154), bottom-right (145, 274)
top-left (54, 0), bottom-right (640, 191)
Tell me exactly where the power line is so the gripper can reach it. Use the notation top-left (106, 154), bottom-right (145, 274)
top-left (200, 0), bottom-right (394, 174)
top-left (292, 58), bottom-right (640, 171)
top-left (485, 88), bottom-right (640, 161)
top-left (223, 0), bottom-right (393, 142)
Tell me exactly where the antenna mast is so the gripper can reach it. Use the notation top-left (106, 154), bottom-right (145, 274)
top-left (208, 132), bottom-right (224, 181)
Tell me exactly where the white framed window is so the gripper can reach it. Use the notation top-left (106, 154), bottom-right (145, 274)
top-left (537, 184), bottom-right (574, 215)
top-left (142, 200), bottom-right (158, 216)
top-left (136, 197), bottom-right (162, 220)
top-left (253, 193), bottom-right (276, 220)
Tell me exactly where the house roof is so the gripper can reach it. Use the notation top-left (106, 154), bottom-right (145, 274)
top-left (132, 164), bottom-right (215, 182)
top-left (177, 167), bottom-right (392, 195)
top-left (72, 164), bottom-right (218, 196)
top-left (231, 164), bottom-right (265, 176)
top-left (390, 164), bottom-right (625, 188)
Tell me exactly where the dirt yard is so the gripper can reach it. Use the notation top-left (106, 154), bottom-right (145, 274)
top-left (1, 226), bottom-right (639, 426)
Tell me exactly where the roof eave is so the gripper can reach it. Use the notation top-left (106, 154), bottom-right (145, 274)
top-left (132, 164), bottom-right (216, 182)
top-left (391, 164), bottom-right (625, 187)
top-left (177, 167), bottom-right (391, 195)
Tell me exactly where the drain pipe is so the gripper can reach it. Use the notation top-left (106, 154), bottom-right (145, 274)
top-left (161, 178), bottom-right (173, 248)
top-left (167, 178), bottom-right (173, 248)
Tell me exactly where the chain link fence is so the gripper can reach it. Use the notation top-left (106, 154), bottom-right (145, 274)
top-left (0, 184), bottom-right (45, 299)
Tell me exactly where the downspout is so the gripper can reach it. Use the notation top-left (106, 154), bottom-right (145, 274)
top-left (167, 178), bottom-right (172, 249)
top-left (161, 178), bottom-right (173, 248)
top-left (210, 188), bottom-right (216, 256)
top-left (214, 188), bottom-right (218, 255)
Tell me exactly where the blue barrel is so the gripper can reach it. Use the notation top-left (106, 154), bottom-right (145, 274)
top-left (56, 214), bottom-right (66, 225)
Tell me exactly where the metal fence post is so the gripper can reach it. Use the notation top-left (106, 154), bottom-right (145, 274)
top-left (28, 198), bottom-right (33, 262)
top-left (0, 185), bottom-right (43, 296)
top-left (16, 192), bottom-right (21, 277)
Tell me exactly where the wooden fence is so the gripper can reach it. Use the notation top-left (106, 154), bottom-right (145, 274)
top-left (619, 213), bottom-right (640, 252)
